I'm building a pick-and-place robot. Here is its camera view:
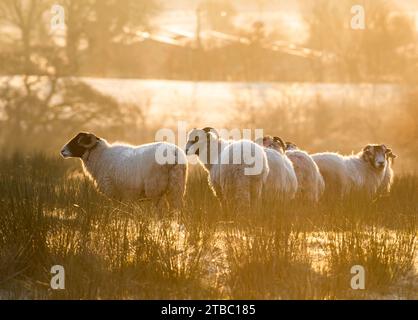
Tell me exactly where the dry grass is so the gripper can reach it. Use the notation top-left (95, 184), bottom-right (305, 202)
top-left (0, 154), bottom-right (416, 299)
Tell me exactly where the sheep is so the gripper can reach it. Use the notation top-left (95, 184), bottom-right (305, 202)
top-left (262, 137), bottom-right (324, 202)
top-left (311, 144), bottom-right (397, 200)
top-left (256, 136), bottom-right (298, 201)
top-left (185, 127), bottom-right (269, 212)
top-left (60, 132), bottom-right (188, 210)
top-left (378, 150), bottom-right (397, 195)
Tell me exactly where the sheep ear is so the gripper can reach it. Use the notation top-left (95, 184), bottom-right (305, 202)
top-left (363, 145), bottom-right (372, 153)
top-left (273, 136), bottom-right (286, 151)
top-left (78, 133), bottom-right (98, 149)
top-left (361, 145), bottom-right (372, 162)
top-left (387, 150), bottom-right (397, 159)
top-left (382, 145), bottom-right (396, 158)
top-left (202, 127), bottom-right (219, 138)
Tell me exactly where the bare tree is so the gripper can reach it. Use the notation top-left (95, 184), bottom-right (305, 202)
top-left (0, 0), bottom-right (52, 73)
top-left (0, 0), bottom-right (149, 152)
top-left (81, 0), bottom-right (159, 75)
top-left (301, 0), bottom-right (416, 82)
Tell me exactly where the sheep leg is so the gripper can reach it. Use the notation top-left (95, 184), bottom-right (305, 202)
top-left (144, 175), bottom-right (168, 214)
top-left (97, 175), bottom-right (120, 199)
top-left (210, 182), bottom-right (225, 209)
top-left (166, 164), bottom-right (187, 211)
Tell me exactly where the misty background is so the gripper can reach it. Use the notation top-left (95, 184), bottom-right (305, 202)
top-left (0, 0), bottom-right (417, 172)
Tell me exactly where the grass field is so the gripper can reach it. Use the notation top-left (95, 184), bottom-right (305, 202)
top-left (0, 153), bottom-right (416, 299)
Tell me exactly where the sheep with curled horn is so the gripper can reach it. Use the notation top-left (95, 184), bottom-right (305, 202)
top-left (186, 127), bottom-right (269, 212)
top-left (311, 144), bottom-right (397, 200)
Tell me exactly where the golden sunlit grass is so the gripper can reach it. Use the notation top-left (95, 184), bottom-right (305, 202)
top-left (0, 0), bottom-right (417, 301)
top-left (0, 153), bottom-right (416, 299)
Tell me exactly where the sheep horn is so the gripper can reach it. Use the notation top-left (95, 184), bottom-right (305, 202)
top-left (273, 136), bottom-right (286, 151)
top-left (202, 127), bottom-right (219, 138)
top-left (363, 145), bottom-right (373, 153)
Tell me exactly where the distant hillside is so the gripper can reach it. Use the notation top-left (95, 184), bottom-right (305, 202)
top-left (160, 0), bottom-right (418, 12)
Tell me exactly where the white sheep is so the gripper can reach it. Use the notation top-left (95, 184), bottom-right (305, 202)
top-left (263, 137), bottom-right (324, 202)
top-left (311, 144), bottom-right (397, 200)
top-left (61, 132), bottom-right (188, 209)
top-left (185, 127), bottom-right (269, 211)
top-left (378, 153), bottom-right (396, 195)
top-left (257, 136), bottom-right (298, 201)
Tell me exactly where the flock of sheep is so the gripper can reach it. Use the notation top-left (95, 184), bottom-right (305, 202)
top-left (61, 129), bottom-right (397, 212)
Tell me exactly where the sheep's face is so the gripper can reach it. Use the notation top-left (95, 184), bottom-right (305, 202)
top-left (362, 144), bottom-right (397, 170)
top-left (61, 132), bottom-right (100, 158)
top-left (262, 135), bottom-right (286, 153)
top-left (285, 141), bottom-right (298, 151)
top-left (185, 127), bottom-right (218, 157)
top-left (261, 136), bottom-right (274, 148)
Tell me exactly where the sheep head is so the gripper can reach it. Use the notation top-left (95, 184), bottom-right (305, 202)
top-left (261, 135), bottom-right (286, 153)
top-left (285, 141), bottom-right (299, 151)
top-left (202, 127), bottom-right (219, 138)
top-left (273, 136), bottom-right (286, 152)
top-left (185, 127), bottom-right (219, 163)
top-left (61, 132), bottom-right (100, 158)
top-left (362, 144), bottom-right (397, 170)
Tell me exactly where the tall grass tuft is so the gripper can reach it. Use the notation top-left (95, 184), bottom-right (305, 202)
top-left (0, 154), bottom-right (416, 299)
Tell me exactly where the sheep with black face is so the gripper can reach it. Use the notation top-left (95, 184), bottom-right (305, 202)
top-left (311, 144), bottom-right (397, 200)
top-left (61, 132), bottom-right (188, 210)
top-left (185, 127), bottom-right (269, 212)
